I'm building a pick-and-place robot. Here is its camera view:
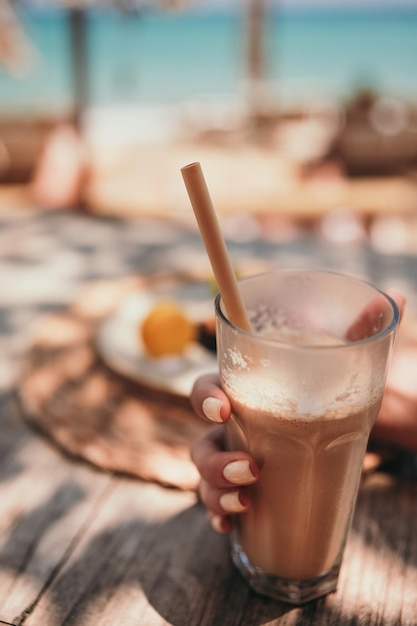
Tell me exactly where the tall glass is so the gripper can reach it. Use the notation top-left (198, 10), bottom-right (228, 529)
top-left (215, 270), bottom-right (400, 605)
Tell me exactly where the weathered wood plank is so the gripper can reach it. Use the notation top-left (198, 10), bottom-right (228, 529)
top-left (0, 401), bottom-right (113, 625)
top-left (25, 480), bottom-right (197, 625)
top-left (315, 471), bottom-right (417, 626)
top-left (24, 470), bottom-right (417, 626)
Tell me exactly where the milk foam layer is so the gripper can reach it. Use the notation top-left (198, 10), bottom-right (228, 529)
top-left (223, 366), bottom-right (374, 421)
top-left (222, 328), bottom-right (376, 420)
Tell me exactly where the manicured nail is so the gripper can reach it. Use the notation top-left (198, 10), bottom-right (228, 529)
top-left (387, 288), bottom-right (406, 316)
top-left (223, 460), bottom-right (256, 485)
top-left (202, 397), bottom-right (223, 423)
top-left (219, 491), bottom-right (247, 513)
top-left (210, 514), bottom-right (228, 534)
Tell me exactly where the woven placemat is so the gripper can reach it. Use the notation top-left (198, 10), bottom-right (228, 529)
top-left (17, 276), bottom-right (210, 491)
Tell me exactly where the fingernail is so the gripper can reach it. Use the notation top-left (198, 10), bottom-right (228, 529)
top-left (210, 514), bottom-right (228, 534)
top-left (219, 491), bottom-right (247, 513)
top-left (223, 460), bottom-right (256, 485)
top-left (387, 288), bottom-right (406, 315)
top-left (387, 288), bottom-right (406, 302)
top-left (202, 397), bottom-right (223, 423)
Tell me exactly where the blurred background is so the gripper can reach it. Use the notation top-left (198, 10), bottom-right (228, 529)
top-left (1, 0), bottom-right (417, 252)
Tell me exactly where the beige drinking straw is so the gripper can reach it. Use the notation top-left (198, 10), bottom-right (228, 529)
top-left (181, 162), bottom-right (252, 332)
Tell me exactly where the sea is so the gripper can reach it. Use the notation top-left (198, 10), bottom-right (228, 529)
top-left (1, 4), bottom-right (417, 142)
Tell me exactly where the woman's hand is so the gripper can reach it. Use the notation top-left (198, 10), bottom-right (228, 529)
top-left (191, 289), bottom-right (410, 533)
top-left (190, 374), bottom-right (258, 533)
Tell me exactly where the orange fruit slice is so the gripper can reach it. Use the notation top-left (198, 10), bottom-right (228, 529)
top-left (141, 301), bottom-right (196, 357)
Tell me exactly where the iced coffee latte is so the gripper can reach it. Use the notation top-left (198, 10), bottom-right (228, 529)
top-left (227, 370), bottom-right (380, 581)
top-left (215, 270), bottom-right (399, 604)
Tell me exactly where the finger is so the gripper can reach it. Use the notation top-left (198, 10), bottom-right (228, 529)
top-left (346, 288), bottom-right (405, 342)
top-left (190, 373), bottom-right (232, 424)
top-left (191, 426), bottom-right (258, 488)
top-left (208, 513), bottom-right (234, 534)
top-left (372, 387), bottom-right (417, 451)
top-left (199, 480), bottom-right (249, 516)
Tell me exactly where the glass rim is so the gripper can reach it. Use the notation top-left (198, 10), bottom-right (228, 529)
top-left (214, 269), bottom-right (401, 351)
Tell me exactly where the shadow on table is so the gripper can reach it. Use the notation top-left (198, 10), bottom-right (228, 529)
top-left (0, 392), bottom-right (35, 485)
top-left (139, 503), bottom-right (295, 626)
top-left (137, 504), bottom-right (377, 626)
top-left (353, 468), bottom-right (417, 569)
top-left (3, 483), bottom-right (412, 626)
top-left (136, 505), bottom-right (363, 626)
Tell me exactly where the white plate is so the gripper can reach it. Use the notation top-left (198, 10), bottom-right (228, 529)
top-left (97, 291), bottom-right (217, 397)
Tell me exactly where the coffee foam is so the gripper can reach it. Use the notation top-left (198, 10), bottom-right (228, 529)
top-left (223, 366), bottom-right (376, 422)
top-left (222, 324), bottom-right (382, 421)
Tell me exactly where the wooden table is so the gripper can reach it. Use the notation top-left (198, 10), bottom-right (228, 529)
top-left (1, 210), bottom-right (417, 626)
